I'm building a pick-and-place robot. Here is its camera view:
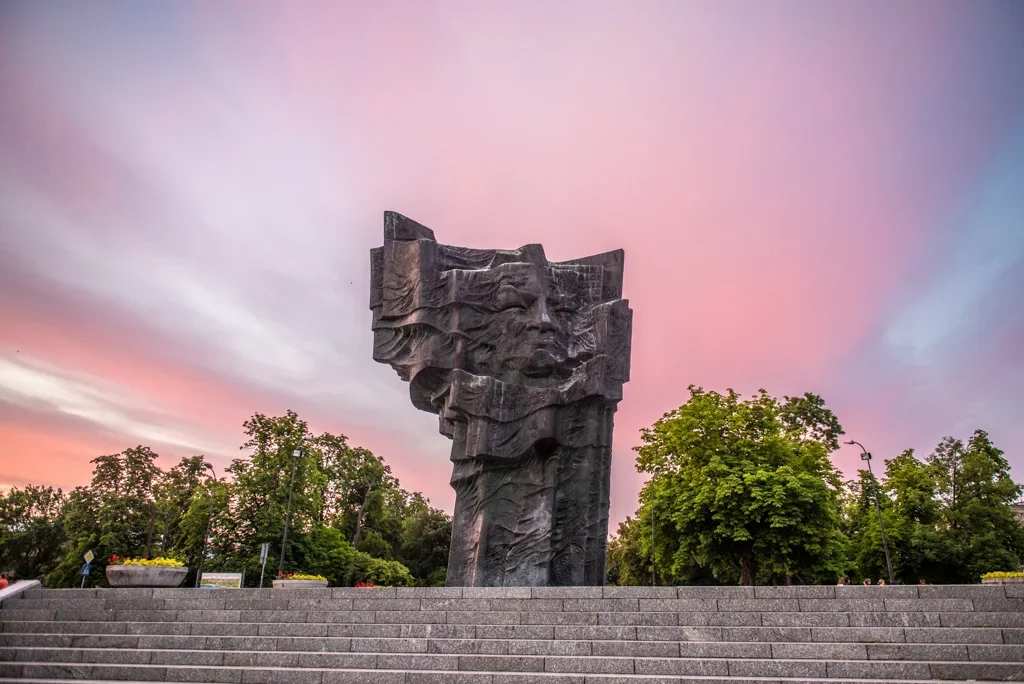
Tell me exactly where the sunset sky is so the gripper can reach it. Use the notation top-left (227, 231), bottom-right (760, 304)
top-left (1, 0), bottom-right (1022, 527)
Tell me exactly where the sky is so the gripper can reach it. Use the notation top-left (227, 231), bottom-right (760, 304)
top-left (1, 0), bottom-right (1023, 529)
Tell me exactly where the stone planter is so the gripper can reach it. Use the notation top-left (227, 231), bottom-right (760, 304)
top-left (982, 577), bottom-right (1024, 584)
top-left (106, 565), bottom-right (188, 588)
top-left (272, 579), bottom-right (328, 588)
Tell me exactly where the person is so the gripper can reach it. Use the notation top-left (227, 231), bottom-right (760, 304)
top-left (863, 578), bottom-right (872, 585)
top-left (918, 579), bottom-right (926, 585)
top-left (878, 579), bottom-right (886, 587)
top-left (0, 574), bottom-right (8, 590)
top-left (837, 577), bottom-right (846, 586)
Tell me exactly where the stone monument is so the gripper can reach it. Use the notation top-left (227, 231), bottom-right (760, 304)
top-left (370, 211), bottom-right (632, 586)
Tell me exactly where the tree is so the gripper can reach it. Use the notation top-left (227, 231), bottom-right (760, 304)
top-left (927, 430), bottom-right (1024, 581)
top-left (633, 386), bottom-right (847, 585)
top-left (397, 493), bottom-right (451, 584)
top-left (0, 485), bottom-right (66, 580)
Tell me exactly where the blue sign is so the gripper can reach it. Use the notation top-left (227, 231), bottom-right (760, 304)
top-left (81, 563), bottom-right (91, 576)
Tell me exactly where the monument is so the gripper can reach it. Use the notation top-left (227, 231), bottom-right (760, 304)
top-left (370, 211), bottom-right (632, 586)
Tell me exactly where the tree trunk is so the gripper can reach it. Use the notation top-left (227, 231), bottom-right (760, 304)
top-left (740, 552), bottom-right (755, 586)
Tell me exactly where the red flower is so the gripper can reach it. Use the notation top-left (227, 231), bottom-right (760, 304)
top-left (355, 581), bottom-right (375, 588)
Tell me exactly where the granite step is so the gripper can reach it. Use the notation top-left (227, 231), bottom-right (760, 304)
top-left (3, 659), bottom-right (1024, 681)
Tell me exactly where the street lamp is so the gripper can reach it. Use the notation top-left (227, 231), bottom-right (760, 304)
top-left (278, 448), bottom-right (302, 574)
top-left (651, 465), bottom-right (662, 587)
top-left (845, 440), bottom-right (895, 585)
top-left (195, 463), bottom-right (217, 588)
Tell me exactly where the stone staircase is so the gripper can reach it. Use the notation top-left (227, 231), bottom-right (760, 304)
top-left (2, 584), bottom-right (1023, 683)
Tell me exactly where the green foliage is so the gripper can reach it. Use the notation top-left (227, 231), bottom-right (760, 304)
top-left (352, 555), bottom-right (415, 587)
top-left (981, 571), bottom-right (1024, 579)
top-left (0, 485), bottom-right (66, 580)
top-left (632, 387), bottom-right (847, 586)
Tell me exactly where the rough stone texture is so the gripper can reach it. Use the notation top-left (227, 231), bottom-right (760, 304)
top-left (370, 211), bottom-right (632, 587)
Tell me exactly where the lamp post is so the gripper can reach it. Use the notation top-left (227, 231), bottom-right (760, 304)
top-left (278, 448), bottom-right (302, 574)
top-left (651, 465), bottom-right (662, 587)
top-left (195, 463), bottom-right (217, 588)
top-left (846, 440), bottom-right (895, 585)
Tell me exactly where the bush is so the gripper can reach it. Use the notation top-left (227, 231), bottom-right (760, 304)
top-left (351, 555), bottom-right (414, 587)
top-left (981, 571), bottom-right (1024, 579)
top-left (108, 555), bottom-right (184, 567)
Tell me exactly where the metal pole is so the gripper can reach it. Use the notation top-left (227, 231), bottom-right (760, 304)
top-left (259, 557), bottom-right (267, 588)
top-left (279, 450), bottom-right (301, 574)
top-left (195, 492), bottom-right (214, 588)
top-left (846, 440), bottom-right (895, 584)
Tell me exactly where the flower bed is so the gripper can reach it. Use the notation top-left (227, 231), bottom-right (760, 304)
top-left (272, 571), bottom-right (328, 588)
top-left (981, 571), bottom-right (1024, 585)
top-left (105, 555), bottom-right (188, 588)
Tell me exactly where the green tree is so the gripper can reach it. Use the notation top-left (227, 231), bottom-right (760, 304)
top-left (0, 485), bottom-right (66, 580)
top-left (634, 386), bottom-right (847, 585)
top-left (927, 430), bottom-right (1024, 581)
top-left (397, 493), bottom-right (451, 583)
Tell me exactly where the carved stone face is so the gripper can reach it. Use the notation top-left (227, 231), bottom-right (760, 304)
top-left (460, 263), bottom-right (599, 384)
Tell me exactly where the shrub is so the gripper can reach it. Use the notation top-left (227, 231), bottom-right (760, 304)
top-left (981, 571), bottom-right (1024, 579)
top-left (107, 555), bottom-right (184, 567)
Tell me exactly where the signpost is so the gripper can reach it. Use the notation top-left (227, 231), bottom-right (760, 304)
top-left (81, 550), bottom-right (94, 588)
top-left (259, 543), bottom-right (270, 588)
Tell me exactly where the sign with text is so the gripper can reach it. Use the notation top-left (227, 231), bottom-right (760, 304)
top-left (199, 572), bottom-right (243, 589)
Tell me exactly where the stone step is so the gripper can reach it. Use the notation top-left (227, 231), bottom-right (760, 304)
top-left (3, 657), bottom-right (1024, 681)
top-left (0, 675), bottom-right (985, 684)
top-left (18, 584), bottom-right (1024, 600)
top-left (4, 639), bottom-right (1022, 660)
top-left (2, 621), bottom-right (1021, 644)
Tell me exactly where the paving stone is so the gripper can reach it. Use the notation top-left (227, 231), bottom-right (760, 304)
top-left (331, 587), bottom-right (397, 599)
top-left (598, 612), bottom-right (676, 626)
top-left (190, 622), bottom-right (259, 636)
top-left (205, 636), bottom-right (279, 651)
top-left (557, 626), bottom-right (637, 641)
top-left (13, 647), bottom-right (82, 663)
top-left (544, 655), bottom-right (633, 674)
top-left (375, 610), bottom-right (447, 624)
top-left (226, 599), bottom-right (294, 610)
top-left (2, 609), bottom-right (56, 621)
top-left (462, 587), bottom-right (532, 599)
top-left (521, 611), bottom-right (596, 625)
top-left (798, 598), bottom-right (883, 612)
top-left (676, 586), bottom-right (753, 599)
top-left (257, 623), bottom-right (328, 637)
top-left (677, 611), bottom-right (760, 626)
top-left (240, 609), bottom-right (310, 623)
top-left (591, 640), bottom-right (678, 657)
top-left (1006, 584), bottom-right (1024, 598)
top-left (754, 586), bottom-right (835, 599)
top-left (637, 599), bottom-right (717, 613)
top-left (930, 663), bottom-right (1024, 681)
top-left (718, 598), bottom-right (799, 612)
top-left (973, 597), bottom-right (1024, 612)
top-left (177, 609), bottom-right (242, 622)
top-left (322, 670), bottom-right (404, 684)
top-left (459, 654), bottom-right (545, 672)
top-left (350, 637), bottom-right (427, 653)
top-left (634, 657), bottom-right (729, 676)
top-left (70, 634), bottom-right (139, 649)
top-left (420, 599), bottom-right (487, 612)
top-left (940, 611), bottom-right (1024, 627)
top-left (848, 611), bottom-right (940, 627)
top-left (115, 609), bottom-right (179, 622)
top-left (722, 627), bottom-right (810, 643)
top-left (770, 642), bottom-right (866, 659)
top-left (636, 626), bottom-right (722, 642)
top-left (1002, 627), bottom-right (1024, 643)
top-left (490, 599), bottom-right (565, 613)
top-left (415, 673), bottom-right (494, 684)
top-left (172, 665), bottom-right (243, 682)
top-left (306, 610), bottom-right (376, 624)
top-left (967, 644), bottom-right (1024, 661)
top-left (904, 626), bottom-right (1005, 643)
top-left (826, 660), bottom-right (932, 679)
top-left (136, 634), bottom-right (206, 649)
top-left (446, 610), bottom-right (518, 625)
top-left (679, 641), bottom-right (770, 659)
top-left (866, 643), bottom-right (967, 661)
top-left (430, 638), bottom-right (509, 655)
top-left (531, 587), bottom-right (603, 599)
top-left (277, 636), bottom-right (352, 652)
top-left (491, 676), bottom-right (583, 684)
top-left (601, 587), bottom-right (677, 599)
top-left (241, 666), bottom-right (324, 684)
top-left (296, 653), bottom-right (378, 669)
top-left (809, 627), bottom-right (904, 643)
top-left (561, 598), bottom-right (638, 613)
top-left (509, 640), bottom-right (591, 656)
top-left (761, 612), bottom-right (848, 627)
top-left (352, 599), bottom-right (422, 612)
top-left (0, 663), bottom-right (22, 677)
top-left (396, 587), bottom-right (464, 599)
top-left (918, 584), bottom-right (1006, 599)
top-left (475, 625), bottom-right (553, 640)
top-left (884, 598), bottom-right (974, 612)
top-left (150, 649), bottom-right (224, 665)
top-left (89, 664), bottom-right (169, 681)
top-left (381, 653), bottom-right (459, 670)
top-left (267, 588), bottom-right (331, 598)
top-left (728, 659), bottom-right (827, 678)
top-left (402, 624), bottom-right (476, 640)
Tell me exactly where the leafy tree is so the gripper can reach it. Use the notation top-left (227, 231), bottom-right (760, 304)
top-left (397, 493), bottom-right (451, 583)
top-left (0, 485), bottom-right (66, 580)
top-left (634, 386), bottom-right (847, 585)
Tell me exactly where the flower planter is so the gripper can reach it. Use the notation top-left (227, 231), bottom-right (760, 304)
top-left (982, 577), bottom-right (1024, 584)
top-left (272, 579), bottom-right (328, 588)
top-left (106, 565), bottom-right (188, 588)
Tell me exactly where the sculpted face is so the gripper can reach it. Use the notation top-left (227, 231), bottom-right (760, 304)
top-left (460, 263), bottom-right (598, 383)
